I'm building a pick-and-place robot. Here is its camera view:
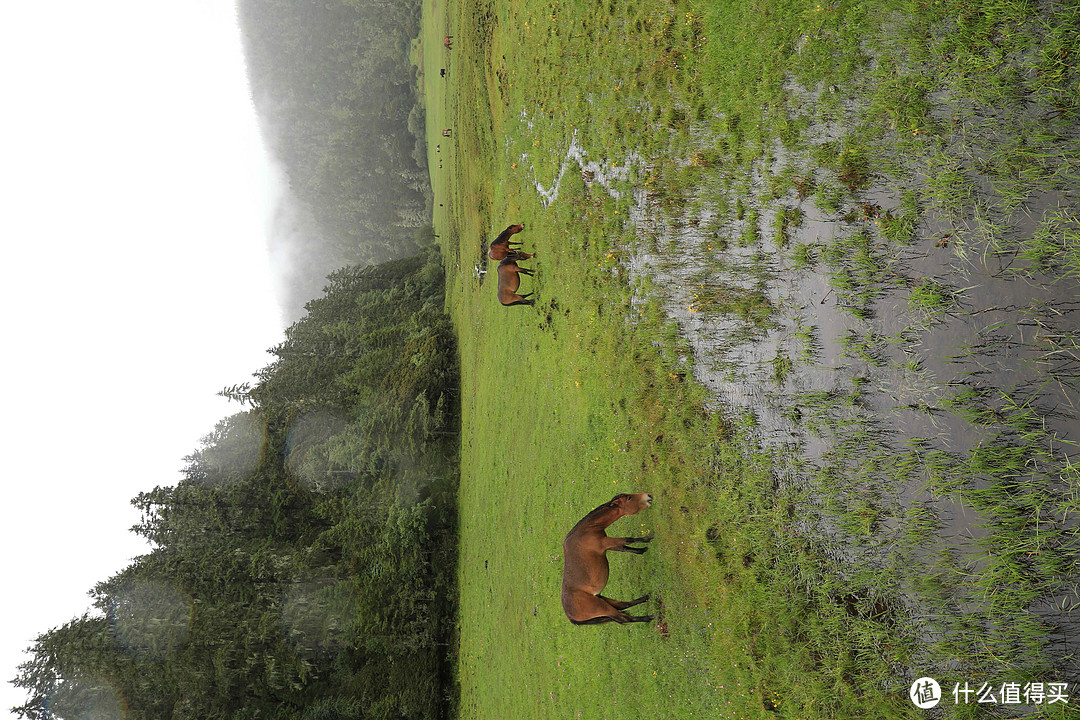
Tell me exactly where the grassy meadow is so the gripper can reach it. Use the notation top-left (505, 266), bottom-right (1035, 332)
top-left (420, 0), bottom-right (1080, 718)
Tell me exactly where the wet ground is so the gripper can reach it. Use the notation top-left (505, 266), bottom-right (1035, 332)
top-left (519, 85), bottom-right (1080, 684)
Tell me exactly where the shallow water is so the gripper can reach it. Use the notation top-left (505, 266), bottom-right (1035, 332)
top-left (532, 133), bottom-right (643, 207)
top-left (526, 104), bottom-right (1080, 680)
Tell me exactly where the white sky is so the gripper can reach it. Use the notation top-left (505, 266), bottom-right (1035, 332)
top-left (0, 2), bottom-right (286, 715)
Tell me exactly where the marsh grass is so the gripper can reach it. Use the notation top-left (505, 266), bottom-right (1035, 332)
top-left (739, 207), bottom-right (761, 247)
top-left (790, 241), bottom-right (818, 269)
top-left (771, 205), bottom-right (804, 249)
top-left (771, 351), bottom-right (794, 385)
top-left (1021, 206), bottom-right (1080, 276)
top-left (429, 0), bottom-right (1080, 716)
top-left (690, 283), bottom-right (774, 327)
top-left (813, 180), bottom-right (845, 216)
top-left (908, 278), bottom-right (956, 317)
top-left (879, 190), bottom-right (920, 246)
top-left (793, 319), bottom-right (821, 362)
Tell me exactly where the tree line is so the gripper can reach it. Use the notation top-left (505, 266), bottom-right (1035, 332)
top-left (13, 248), bottom-right (460, 720)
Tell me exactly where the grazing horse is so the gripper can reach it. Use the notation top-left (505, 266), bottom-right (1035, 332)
top-left (488, 223), bottom-right (533, 262)
top-left (496, 258), bottom-right (535, 306)
top-left (561, 493), bottom-right (654, 625)
top-left (444, 35), bottom-right (453, 49)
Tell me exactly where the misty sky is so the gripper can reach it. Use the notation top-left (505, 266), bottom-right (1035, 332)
top-left (0, 3), bottom-right (286, 715)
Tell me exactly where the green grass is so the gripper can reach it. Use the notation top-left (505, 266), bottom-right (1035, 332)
top-left (690, 284), bottom-right (773, 327)
top-left (908, 278), bottom-right (955, 318)
top-left (424, 0), bottom-right (1080, 717)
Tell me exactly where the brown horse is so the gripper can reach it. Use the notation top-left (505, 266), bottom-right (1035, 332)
top-left (488, 223), bottom-right (533, 262)
top-left (561, 493), bottom-right (654, 625)
top-left (497, 258), bottom-right (535, 306)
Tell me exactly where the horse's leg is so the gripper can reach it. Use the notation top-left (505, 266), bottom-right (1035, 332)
top-left (598, 593), bottom-right (651, 610)
top-left (518, 267), bottom-right (535, 276)
top-left (610, 612), bottom-right (654, 624)
top-left (606, 535), bottom-right (652, 553)
top-left (611, 544), bottom-right (647, 554)
top-left (585, 596), bottom-right (652, 624)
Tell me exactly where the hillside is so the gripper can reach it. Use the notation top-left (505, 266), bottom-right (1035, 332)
top-left (236, 0), bottom-right (431, 320)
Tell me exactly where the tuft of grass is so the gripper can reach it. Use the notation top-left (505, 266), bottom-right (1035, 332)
top-left (1020, 207), bottom-right (1080, 275)
top-left (771, 205), bottom-right (804, 248)
top-left (908, 278), bottom-right (955, 315)
top-left (878, 190), bottom-right (919, 245)
top-left (790, 241), bottom-right (818, 270)
top-left (739, 207), bottom-right (761, 247)
top-left (813, 180), bottom-right (845, 215)
top-left (771, 351), bottom-right (794, 385)
top-left (691, 283), bottom-right (774, 327)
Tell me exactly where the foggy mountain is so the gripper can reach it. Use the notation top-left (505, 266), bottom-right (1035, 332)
top-left (235, 0), bottom-right (431, 321)
top-left (263, 179), bottom-right (346, 324)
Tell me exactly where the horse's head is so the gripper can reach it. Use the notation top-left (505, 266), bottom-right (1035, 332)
top-left (609, 493), bottom-right (653, 515)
